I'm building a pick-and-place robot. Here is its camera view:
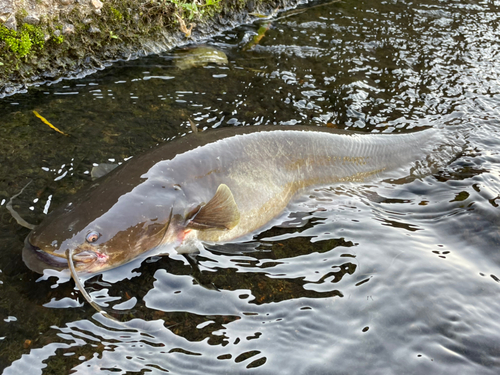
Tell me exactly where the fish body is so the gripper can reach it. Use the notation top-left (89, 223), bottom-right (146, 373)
top-left (24, 125), bottom-right (449, 274)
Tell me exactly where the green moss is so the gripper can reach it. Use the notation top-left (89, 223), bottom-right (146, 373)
top-left (52, 34), bottom-right (64, 44)
top-left (167, 0), bottom-right (222, 20)
top-left (0, 23), bottom-right (45, 58)
top-left (16, 30), bottom-right (32, 57)
top-left (24, 24), bottom-right (45, 49)
top-left (0, 26), bottom-right (20, 55)
top-left (203, 0), bottom-right (223, 16)
top-left (110, 7), bottom-right (124, 22)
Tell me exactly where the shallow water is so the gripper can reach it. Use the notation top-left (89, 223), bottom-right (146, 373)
top-left (1, 0), bottom-right (500, 373)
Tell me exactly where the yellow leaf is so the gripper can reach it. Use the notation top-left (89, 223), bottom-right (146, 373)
top-left (33, 111), bottom-right (69, 136)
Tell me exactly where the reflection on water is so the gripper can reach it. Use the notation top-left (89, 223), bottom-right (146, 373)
top-left (2, 0), bottom-right (500, 373)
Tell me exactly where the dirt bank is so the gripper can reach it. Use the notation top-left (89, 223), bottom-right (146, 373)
top-left (0, 0), bottom-right (303, 97)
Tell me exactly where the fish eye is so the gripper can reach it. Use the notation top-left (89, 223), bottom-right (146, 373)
top-left (86, 231), bottom-right (101, 243)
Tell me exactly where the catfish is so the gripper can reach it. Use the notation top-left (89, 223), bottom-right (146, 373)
top-left (24, 125), bottom-right (459, 275)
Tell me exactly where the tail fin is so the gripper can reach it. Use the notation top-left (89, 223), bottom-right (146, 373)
top-left (409, 125), bottom-right (468, 179)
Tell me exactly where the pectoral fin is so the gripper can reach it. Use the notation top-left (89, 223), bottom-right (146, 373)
top-left (187, 184), bottom-right (240, 230)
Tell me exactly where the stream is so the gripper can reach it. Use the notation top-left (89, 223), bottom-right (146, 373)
top-left (1, 0), bottom-right (500, 373)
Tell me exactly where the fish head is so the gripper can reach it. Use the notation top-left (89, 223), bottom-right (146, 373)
top-left (24, 181), bottom-right (186, 274)
top-left (25, 210), bottom-right (176, 274)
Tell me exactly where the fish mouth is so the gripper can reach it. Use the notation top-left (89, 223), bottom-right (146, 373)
top-left (70, 249), bottom-right (109, 273)
top-left (22, 236), bottom-right (109, 274)
top-left (22, 236), bottom-right (69, 274)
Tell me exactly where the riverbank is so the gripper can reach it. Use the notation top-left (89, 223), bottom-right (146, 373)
top-left (0, 0), bottom-right (302, 97)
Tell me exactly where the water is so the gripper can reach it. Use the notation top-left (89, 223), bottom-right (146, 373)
top-left (1, 0), bottom-right (500, 373)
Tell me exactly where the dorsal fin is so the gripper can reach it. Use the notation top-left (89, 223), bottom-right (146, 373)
top-left (187, 184), bottom-right (240, 230)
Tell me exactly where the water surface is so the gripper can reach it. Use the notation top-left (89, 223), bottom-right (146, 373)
top-left (1, 0), bottom-right (500, 373)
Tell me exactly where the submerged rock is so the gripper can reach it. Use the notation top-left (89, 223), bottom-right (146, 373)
top-left (174, 46), bottom-right (228, 70)
top-left (91, 163), bottom-right (119, 180)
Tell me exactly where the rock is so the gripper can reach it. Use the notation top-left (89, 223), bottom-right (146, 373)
top-left (91, 163), bottom-right (118, 180)
top-left (4, 14), bottom-right (16, 31)
top-left (88, 25), bottom-right (100, 33)
top-left (174, 46), bottom-right (228, 70)
top-left (0, 0), bottom-right (14, 16)
top-left (91, 0), bottom-right (103, 10)
top-left (246, 0), bottom-right (255, 12)
top-left (62, 23), bottom-right (75, 35)
top-left (23, 15), bottom-right (41, 25)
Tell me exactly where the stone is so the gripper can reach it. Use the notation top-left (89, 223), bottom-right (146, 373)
top-left (3, 14), bottom-right (16, 31)
top-left (91, 0), bottom-right (103, 10)
top-left (62, 23), bottom-right (75, 35)
top-left (23, 15), bottom-right (41, 25)
top-left (246, 0), bottom-right (255, 12)
top-left (0, 0), bottom-right (14, 16)
top-left (88, 25), bottom-right (100, 33)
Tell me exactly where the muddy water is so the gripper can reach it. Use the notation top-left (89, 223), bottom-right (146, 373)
top-left (1, 0), bottom-right (500, 373)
